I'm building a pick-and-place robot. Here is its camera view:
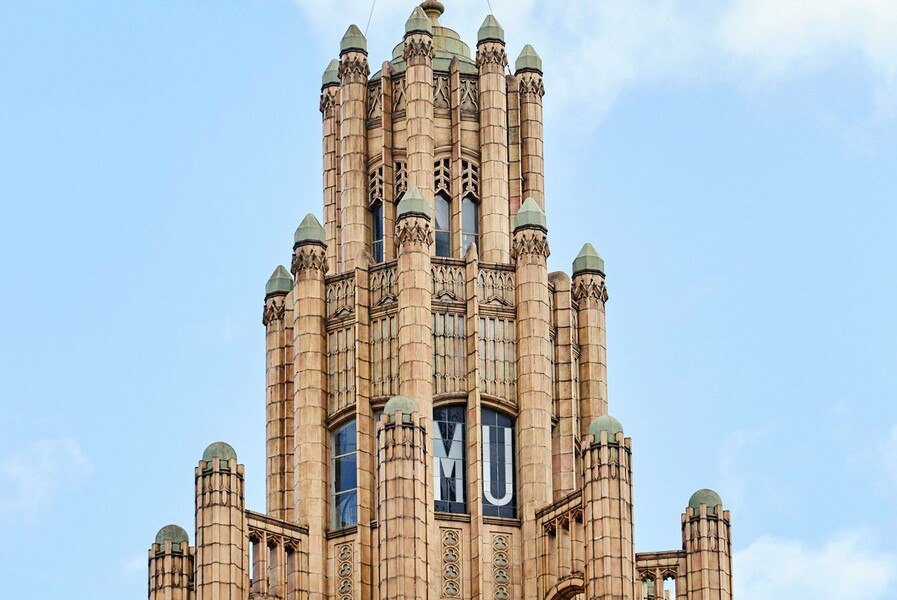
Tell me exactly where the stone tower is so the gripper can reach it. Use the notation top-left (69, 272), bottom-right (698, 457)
top-left (147, 3), bottom-right (734, 600)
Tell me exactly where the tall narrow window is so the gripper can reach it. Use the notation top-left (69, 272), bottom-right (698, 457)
top-left (332, 420), bottom-right (357, 529)
top-left (482, 409), bottom-right (516, 518)
top-left (435, 192), bottom-right (451, 257)
top-left (434, 405), bottom-right (466, 514)
top-left (462, 196), bottom-right (478, 253)
top-left (371, 202), bottom-right (384, 263)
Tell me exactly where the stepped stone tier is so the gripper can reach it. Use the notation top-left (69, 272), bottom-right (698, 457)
top-left (146, 3), bottom-right (734, 600)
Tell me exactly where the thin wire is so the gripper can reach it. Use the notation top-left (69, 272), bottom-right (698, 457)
top-left (364, 0), bottom-right (378, 36)
top-left (485, 0), bottom-right (494, 14)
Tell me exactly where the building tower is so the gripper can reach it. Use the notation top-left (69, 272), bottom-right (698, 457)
top-left (146, 3), bottom-right (734, 599)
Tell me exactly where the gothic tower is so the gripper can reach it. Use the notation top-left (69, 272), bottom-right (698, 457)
top-left (147, 3), bottom-right (734, 599)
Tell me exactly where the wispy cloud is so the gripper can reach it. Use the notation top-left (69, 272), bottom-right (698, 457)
top-left (0, 438), bottom-right (93, 522)
top-left (736, 530), bottom-right (896, 599)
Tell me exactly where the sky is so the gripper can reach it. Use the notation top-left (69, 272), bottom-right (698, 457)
top-left (0, 0), bottom-right (895, 597)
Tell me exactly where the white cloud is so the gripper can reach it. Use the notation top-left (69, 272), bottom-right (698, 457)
top-left (736, 530), bottom-right (896, 600)
top-left (0, 438), bottom-right (93, 521)
top-left (293, 0), bottom-right (897, 133)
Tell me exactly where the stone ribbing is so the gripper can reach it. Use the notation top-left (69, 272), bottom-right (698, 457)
top-left (573, 270), bottom-right (609, 438)
top-left (264, 289), bottom-right (295, 521)
top-left (339, 44), bottom-right (370, 272)
top-left (321, 79), bottom-right (341, 273)
top-left (548, 272), bottom-right (578, 498)
top-left (583, 431), bottom-right (636, 600)
top-left (517, 69), bottom-right (545, 208)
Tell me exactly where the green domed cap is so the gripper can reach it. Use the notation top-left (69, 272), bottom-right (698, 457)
top-left (322, 59), bottom-right (340, 86)
top-left (514, 197), bottom-right (547, 231)
top-left (588, 414), bottom-right (624, 442)
top-left (572, 243), bottom-right (605, 275)
top-left (155, 524), bottom-right (189, 547)
top-left (515, 44), bottom-right (542, 73)
top-left (340, 24), bottom-right (367, 53)
top-left (478, 15), bottom-right (505, 43)
top-left (397, 185), bottom-right (430, 218)
top-left (202, 441), bottom-right (237, 465)
top-left (294, 213), bottom-right (326, 246)
top-left (383, 395), bottom-right (419, 423)
top-left (266, 265), bottom-right (293, 297)
top-left (688, 489), bottom-right (723, 515)
top-left (405, 6), bottom-right (433, 35)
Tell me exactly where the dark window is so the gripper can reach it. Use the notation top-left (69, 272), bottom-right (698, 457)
top-left (332, 420), bottom-right (357, 528)
top-left (462, 196), bottom-right (478, 253)
top-left (482, 409), bottom-right (516, 518)
top-left (435, 193), bottom-right (451, 257)
top-left (434, 405), bottom-right (466, 514)
top-left (371, 202), bottom-right (384, 263)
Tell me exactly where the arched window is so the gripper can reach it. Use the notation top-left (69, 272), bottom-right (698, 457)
top-left (332, 420), bottom-right (357, 529)
top-left (435, 192), bottom-right (451, 257)
top-left (462, 196), bottom-right (478, 253)
top-left (434, 405), bottom-right (466, 514)
top-left (482, 409), bottom-right (516, 518)
top-left (371, 202), bottom-right (384, 263)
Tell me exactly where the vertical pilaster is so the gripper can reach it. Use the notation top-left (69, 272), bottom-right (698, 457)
top-left (511, 198), bottom-right (553, 600)
top-left (404, 8), bottom-right (436, 219)
top-left (477, 17), bottom-right (510, 262)
top-left (549, 271), bottom-right (578, 497)
top-left (264, 266), bottom-right (295, 521)
top-left (583, 418), bottom-right (635, 600)
top-left (149, 526), bottom-right (194, 600)
top-left (683, 491), bottom-right (733, 600)
top-left (572, 243), bottom-right (609, 439)
top-left (321, 60), bottom-right (341, 274)
top-left (515, 46), bottom-right (545, 209)
top-left (195, 443), bottom-right (247, 600)
top-left (339, 25), bottom-right (370, 272)
top-left (291, 215), bottom-right (329, 600)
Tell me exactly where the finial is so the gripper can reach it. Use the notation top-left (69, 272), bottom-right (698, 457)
top-left (265, 265), bottom-right (293, 297)
top-left (421, 1), bottom-right (445, 21)
top-left (294, 214), bottom-right (326, 246)
top-left (406, 6), bottom-right (433, 35)
top-left (516, 44), bottom-right (542, 73)
top-left (514, 197), bottom-right (547, 231)
top-left (340, 24), bottom-right (367, 53)
top-left (202, 441), bottom-right (237, 470)
top-left (322, 59), bottom-right (340, 86)
top-left (478, 14), bottom-right (505, 43)
top-left (397, 185), bottom-right (430, 218)
top-left (154, 524), bottom-right (189, 548)
top-left (588, 415), bottom-right (624, 442)
top-left (383, 395), bottom-right (419, 423)
top-left (572, 243), bottom-right (605, 275)
top-left (688, 489), bottom-right (723, 515)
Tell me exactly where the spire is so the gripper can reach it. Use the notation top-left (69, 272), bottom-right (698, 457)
top-left (397, 185), bottom-right (430, 218)
top-left (478, 14), bottom-right (505, 43)
top-left (405, 6), bottom-right (433, 35)
top-left (294, 213), bottom-right (326, 245)
top-left (515, 44), bottom-right (542, 73)
top-left (514, 197), bottom-right (547, 230)
top-left (321, 59), bottom-right (339, 86)
top-left (340, 24), bottom-right (367, 53)
top-left (573, 243), bottom-right (605, 275)
top-left (265, 265), bottom-right (293, 296)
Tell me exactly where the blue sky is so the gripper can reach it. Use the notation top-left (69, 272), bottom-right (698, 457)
top-left (1, 1), bottom-right (895, 597)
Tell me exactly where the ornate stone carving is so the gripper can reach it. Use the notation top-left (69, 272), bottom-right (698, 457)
top-left (336, 543), bottom-right (353, 600)
top-left (435, 158), bottom-right (451, 195)
top-left (461, 160), bottom-right (479, 199)
top-left (404, 36), bottom-right (435, 62)
top-left (511, 229), bottom-right (550, 260)
top-left (339, 56), bottom-right (370, 81)
top-left (320, 87), bottom-right (338, 117)
top-left (492, 534), bottom-right (511, 600)
top-left (476, 44), bottom-right (508, 69)
top-left (441, 528), bottom-right (462, 597)
top-left (460, 78), bottom-right (478, 113)
top-left (434, 75), bottom-right (450, 109)
top-left (262, 296), bottom-right (287, 326)
top-left (395, 215), bottom-right (433, 247)
top-left (291, 245), bottom-right (327, 275)
top-left (367, 82), bottom-right (383, 119)
top-left (394, 161), bottom-right (408, 198)
top-left (518, 73), bottom-right (545, 98)
top-left (392, 77), bottom-right (407, 112)
top-left (369, 166), bottom-right (384, 205)
top-left (572, 274), bottom-right (609, 303)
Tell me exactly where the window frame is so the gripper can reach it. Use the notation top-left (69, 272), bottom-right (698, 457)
top-left (434, 404), bottom-right (467, 514)
top-left (332, 419), bottom-right (358, 529)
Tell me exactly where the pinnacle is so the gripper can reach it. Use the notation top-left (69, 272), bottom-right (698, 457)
top-left (265, 265), bottom-right (293, 296)
top-left (478, 14), bottom-right (505, 43)
top-left (516, 44), bottom-right (542, 73)
top-left (513, 197), bottom-right (547, 231)
top-left (572, 243), bottom-right (605, 275)
top-left (294, 213), bottom-right (326, 245)
top-left (321, 59), bottom-right (339, 86)
top-left (405, 6), bottom-right (433, 35)
top-left (397, 185), bottom-right (430, 218)
top-left (340, 24), bottom-right (367, 53)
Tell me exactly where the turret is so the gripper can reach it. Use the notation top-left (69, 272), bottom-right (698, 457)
top-left (583, 416), bottom-right (636, 600)
top-left (515, 45), bottom-right (545, 208)
top-left (263, 265), bottom-right (295, 521)
top-left (682, 489), bottom-right (733, 600)
top-left (148, 525), bottom-right (194, 600)
top-left (194, 442), bottom-right (248, 600)
top-left (572, 243), bottom-right (609, 438)
top-left (321, 59), bottom-right (341, 273)
top-left (403, 7), bottom-right (436, 221)
top-left (339, 25), bottom-right (370, 272)
top-left (477, 15), bottom-right (511, 262)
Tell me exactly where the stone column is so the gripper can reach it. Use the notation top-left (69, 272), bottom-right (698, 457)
top-left (263, 265), bottom-right (295, 521)
top-left (376, 398), bottom-right (431, 600)
top-left (515, 45), bottom-right (545, 209)
top-left (291, 214), bottom-right (329, 600)
top-left (149, 525), bottom-right (194, 600)
top-left (477, 16), bottom-right (511, 262)
top-left (549, 271), bottom-right (578, 498)
top-left (339, 25), bottom-right (369, 272)
top-left (572, 243), bottom-right (609, 439)
top-left (195, 443), bottom-right (247, 600)
top-left (683, 490), bottom-right (733, 600)
top-left (321, 59), bottom-right (341, 274)
top-left (404, 7), bottom-right (435, 218)
top-left (511, 198), bottom-right (553, 600)
top-left (583, 417), bottom-right (636, 600)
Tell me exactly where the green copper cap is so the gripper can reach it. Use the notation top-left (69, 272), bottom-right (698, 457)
top-left (340, 24), bottom-right (367, 53)
top-left (265, 265), bottom-right (293, 297)
top-left (322, 59), bottom-right (340, 86)
top-left (202, 441), bottom-right (237, 468)
top-left (514, 197), bottom-right (547, 231)
top-left (515, 44), bottom-right (542, 73)
top-left (405, 6), bottom-right (433, 35)
top-left (478, 15), bottom-right (505, 43)
top-left (383, 395), bottom-right (419, 423)
top-left (155, 524), bottom-right (189, 548)
top-left (294, 213), bottom-right (326, 246)
top-left (397, 185), bottom-right (430, 218)
top-left (688, 489), bottom-right (723, 515)
top-left (572, 243), bottom-right (605, 275)
top-left (588, 415), bottom-right (624, 442)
